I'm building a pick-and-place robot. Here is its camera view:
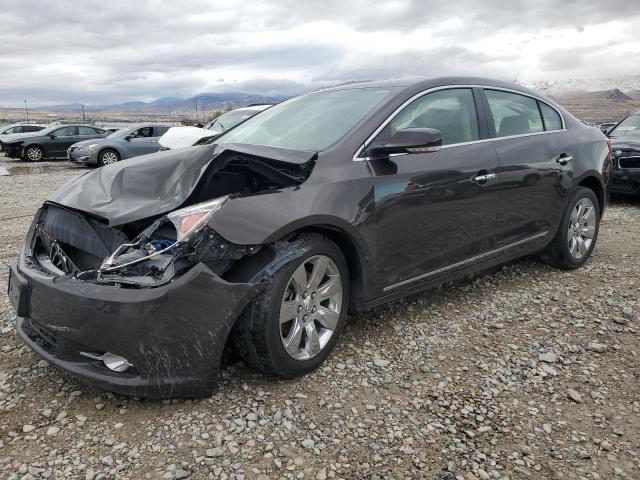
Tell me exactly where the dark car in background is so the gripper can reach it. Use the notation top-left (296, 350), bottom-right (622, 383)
top-left (608, 112), bottom-right (640, 195)
top-left (4, 125), bottom-right (108, 161)
top-left (8, 77), bottom-right (610, 398)
top-left (68, 123), bottom-right (172, 166)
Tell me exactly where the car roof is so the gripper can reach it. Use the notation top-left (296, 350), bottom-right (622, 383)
top-left (319, 76), bottom-right (541, 97)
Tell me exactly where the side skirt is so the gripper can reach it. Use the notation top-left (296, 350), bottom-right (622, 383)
top-left (363, 233), bottom-right (549, 310)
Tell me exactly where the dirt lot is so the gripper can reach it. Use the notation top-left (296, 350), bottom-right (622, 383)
top-left (0, 155), bottom-right (638, 480)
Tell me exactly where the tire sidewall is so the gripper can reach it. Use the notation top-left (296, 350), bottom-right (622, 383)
top-left (24, 146), bottom-right (43, 162)
top-left (98, 149), bottom-right (119, 166)
top-left (557, 187), bottom-right (600, 268)
top-left (261, 238), bottom-right (350, 377)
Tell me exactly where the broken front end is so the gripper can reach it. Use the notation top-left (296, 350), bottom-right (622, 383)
top-left (9, 145), bottom-right (316, 398)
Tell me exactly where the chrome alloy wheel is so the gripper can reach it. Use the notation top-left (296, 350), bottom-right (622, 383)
top-left (26, 147), bottom-right (42, 161)
top-left (568, 197), bottom-right (596, 259)
top-left (279, 255), bottom-right (343, 361)
top-left (102, 151), bottom-right (118, 164)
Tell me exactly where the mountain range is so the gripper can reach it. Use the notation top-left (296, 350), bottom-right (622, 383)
top-left (35, 92), bottom-right (291, 113)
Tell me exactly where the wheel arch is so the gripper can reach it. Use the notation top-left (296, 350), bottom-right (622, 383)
top-left (98, 146), bottom-right (121, 160)
top-left (23, 143), bottom-right (45, 160)
top-left (576, 172), bottom-right (606, 214)
top-left (290, 224), bottom-right (367, 311)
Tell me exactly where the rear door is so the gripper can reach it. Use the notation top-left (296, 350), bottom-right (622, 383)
top-left (481, 89), bottom-right (575, 248)
top-left (368, 87), bottom-right (500, 293)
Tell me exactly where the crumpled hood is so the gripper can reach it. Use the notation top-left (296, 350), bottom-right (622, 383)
top-left (48, 143), bottom-right (316, 226)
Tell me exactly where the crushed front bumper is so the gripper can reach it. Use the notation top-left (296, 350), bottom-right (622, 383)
top-left (4, 142), bottom-right (23, 159)
top-left (9, 217), bottom-right (261, 399)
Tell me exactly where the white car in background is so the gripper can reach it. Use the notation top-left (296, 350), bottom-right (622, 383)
top-left (0, 123), bottom-right (47, 151)
top-left (158, 104), bottom-right (271, 149)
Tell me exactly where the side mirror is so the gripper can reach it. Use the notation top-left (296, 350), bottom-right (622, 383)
top-left (49, 133), bottom-right (57, 139)
top-left (124, 135), bottom-right (132, 141)
top-left (366, 128), bottom-right (442, 157)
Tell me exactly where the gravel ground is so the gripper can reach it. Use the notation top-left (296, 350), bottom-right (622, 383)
top-left (0, 154), bottom-right (639, 480)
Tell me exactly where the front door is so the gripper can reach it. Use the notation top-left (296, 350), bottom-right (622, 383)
top-left (48, 126), bottom-right (79, 157)
top-left (126, 126), bottom-right (159, 158)
top-left (368, 88), bottom-right (500, 293)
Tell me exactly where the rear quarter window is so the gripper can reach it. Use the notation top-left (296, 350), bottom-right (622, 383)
top-left (539, 103), bottom-right (563, 131)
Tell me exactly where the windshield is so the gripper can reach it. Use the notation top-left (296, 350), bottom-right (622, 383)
top-left (216, 87), bottom-right (393, 151)
top-left (608, 114), bottom-right (640, 139)
top-left (107, 128), bottom-right (130, 139)
top-left (206, 110), bottom-right (259, 134)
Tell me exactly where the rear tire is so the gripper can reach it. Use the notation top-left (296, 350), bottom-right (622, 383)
top-left (24, 146), bottom-right (44, 162)
top-left (540, 187), bottom-right (600, 269)
top-left (97, 149), bottom-right (119, 166)
top-left (232, 233), bottom-right (349, 378)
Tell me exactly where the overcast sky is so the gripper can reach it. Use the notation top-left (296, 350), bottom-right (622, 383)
top-left (1, 0), bottom-right (640, 106)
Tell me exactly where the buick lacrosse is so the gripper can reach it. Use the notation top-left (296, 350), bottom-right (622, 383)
top-left (9, 77), bottom-right (611, 398)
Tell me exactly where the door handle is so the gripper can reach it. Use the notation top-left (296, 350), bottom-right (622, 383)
top-left (473, 173), bottom-right (496, 184)
top-left (556, 154), bottom-right (572, 165)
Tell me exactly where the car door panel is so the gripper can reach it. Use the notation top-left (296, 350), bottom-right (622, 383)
top-left (372, 143), bottom-right (499, 291)
top-left (480, 88), bottom-right (574, 248)
top-left (492, 132), bottom-right (574, 246)
top-left (366, 87), bottom-right (499, 293)
top-left (48, 127), bottom-right (78, 157)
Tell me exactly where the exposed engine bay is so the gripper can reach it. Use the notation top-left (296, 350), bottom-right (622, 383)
top-left (29, 146), bottom-right (316, 288)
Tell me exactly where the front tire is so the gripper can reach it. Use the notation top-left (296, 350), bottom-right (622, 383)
top-left (540, 187), bottom-right (600, 269)
top-left (233, 234), bottom-right (349, 378)
top-left (24, 146), bottom-right (44, 162)
top-left (97, 149), bottom-right (120, 166)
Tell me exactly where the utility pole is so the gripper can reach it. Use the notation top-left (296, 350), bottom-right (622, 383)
top-left (194, 97), bottom-right (199, 124)
top-left (81, 104), bottom-right (86, 123)
top-left (201, 105), bottom-right (206, 123)
top-left (24, 99), bottom-right (29, 122)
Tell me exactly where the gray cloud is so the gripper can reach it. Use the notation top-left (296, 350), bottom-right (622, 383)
top-left (0, 0), bottom-right (638, 106)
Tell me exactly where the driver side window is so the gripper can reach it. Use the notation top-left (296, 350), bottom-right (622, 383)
top-left (376, 88), bottom-right (480, 146)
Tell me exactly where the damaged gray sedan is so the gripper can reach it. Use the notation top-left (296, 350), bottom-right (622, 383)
top-left (8, 77), bottom-right (610, 398)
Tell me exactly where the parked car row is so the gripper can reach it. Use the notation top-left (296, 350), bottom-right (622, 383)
top-left (8, 77), bottom-right (613, 399)
top-left (3, 124), bottom-right (109, 161)
top-left (0, 105), bottom-right (270, 165)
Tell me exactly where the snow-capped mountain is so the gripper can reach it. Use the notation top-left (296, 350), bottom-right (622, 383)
top-left (518, 75), bottom-right (640, 98)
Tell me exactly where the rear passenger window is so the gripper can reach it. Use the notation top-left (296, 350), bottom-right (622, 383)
top-left (539, 102), bottom-right (562, 131)
top-left (485, 90), bottom-right (543, 137)
top-left (380, 88), bottom-right (479, 146)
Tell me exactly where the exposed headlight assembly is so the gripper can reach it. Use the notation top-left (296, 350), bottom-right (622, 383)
top-left (78, 196), bottom-right (257, 287)
top-left (86, 144), bottom-right (99, 151)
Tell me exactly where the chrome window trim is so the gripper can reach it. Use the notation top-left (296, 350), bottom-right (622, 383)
top-left (353, 84), bottom-right (567, 162)
top-left (382, 231), bottom-right (549, 292)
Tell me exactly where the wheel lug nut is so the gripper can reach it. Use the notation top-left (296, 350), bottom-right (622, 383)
top-left (311, 292), bottom-right (316, 298)
top-left (297, 305), bottom-right (303, 313)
